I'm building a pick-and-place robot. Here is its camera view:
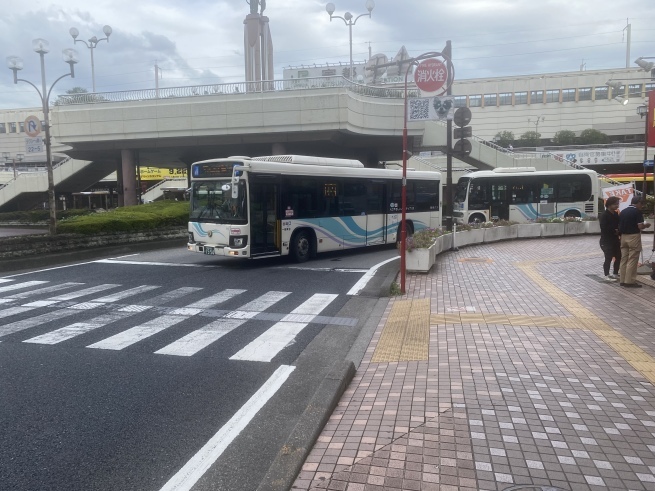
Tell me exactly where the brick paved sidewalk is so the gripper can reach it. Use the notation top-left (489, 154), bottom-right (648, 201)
top-left (292, 235), bottom-right (655, 491)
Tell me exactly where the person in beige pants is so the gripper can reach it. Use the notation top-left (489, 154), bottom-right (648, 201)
top-left (618, 197), bottom-right (651, 287)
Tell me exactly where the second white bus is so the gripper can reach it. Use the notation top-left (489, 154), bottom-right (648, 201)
top-left (453, 167), bottom-right (600, 224)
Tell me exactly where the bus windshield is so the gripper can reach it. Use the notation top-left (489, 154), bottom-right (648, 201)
top-left (190, 180), bottom-right (247, 222)
top-left (454, 178), bottom-right (470, 203)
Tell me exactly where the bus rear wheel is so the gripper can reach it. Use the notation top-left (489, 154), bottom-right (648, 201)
top-left (564, 210), bottom-right (581, 219)
top-left (290, 230), bottom-right (311, 263)
top-left (468, 213), bottom-right (486, 224)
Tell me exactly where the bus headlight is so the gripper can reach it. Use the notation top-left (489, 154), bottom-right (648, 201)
top-left (188, 232), bottom-right (195, 243)
top-left (230, 236), bottom-right (247, 248)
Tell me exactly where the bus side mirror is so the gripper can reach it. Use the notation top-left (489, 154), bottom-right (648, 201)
top-left (232, 183), bottom-right (239, 199)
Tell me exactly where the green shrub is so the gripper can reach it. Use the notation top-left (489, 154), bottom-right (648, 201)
top-left (57, 201), bottom-right (189, 234)
top-left (406, 227), bottom-right (445, 251)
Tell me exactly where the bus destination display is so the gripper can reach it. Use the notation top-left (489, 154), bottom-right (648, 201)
top-left (192, 162), bottom-right (241, 178)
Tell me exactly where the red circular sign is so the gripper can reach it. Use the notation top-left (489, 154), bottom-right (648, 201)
top-left (414, 58), bottom-right (448, 93)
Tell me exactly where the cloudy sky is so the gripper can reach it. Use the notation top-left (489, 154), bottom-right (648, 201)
top-left (1, 0), bottom-right (653, 109)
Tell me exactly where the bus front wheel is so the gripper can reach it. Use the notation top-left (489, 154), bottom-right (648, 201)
top-left (564, 210), bottom-right (581, 219)
top-left (290, 230), bottom-right (311, 263)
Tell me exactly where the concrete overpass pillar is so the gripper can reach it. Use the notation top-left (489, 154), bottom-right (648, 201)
top-left (271, 143), bottom-right (286, 155)
top-left (121, 149), bottom-right (138, 207)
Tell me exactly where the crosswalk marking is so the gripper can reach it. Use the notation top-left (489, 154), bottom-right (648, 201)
top-left (0, 280), bottom-right (48, 294)
top-left (154, 291), bottom-right (291, 357)
top-left (145, 287), bottom-right (204, 305)
top-left (0, 280), bottom-right (350, 361)
top-left (92, 285), bottom-right (161, 303)
top-left (24, 312), bottom-right (136, 345)
top-left (48, 284), bottom-right (122, 301)
top-left (87, 315), bottom-right (189, 351)
top-left (0, 279), bottom-right (14, 284)
top-left (230, 293), bottom-right (338, 362)
top-left (0, 309), bottom-right (81, 338)
top-left (5, 282), bottom-right (83, 299)
top-left (0, 306), bottom-right (38, 320)
top-left (155, 319), bottom-right (247, 357)
top-left (87, 289), bottom-right (260, 353)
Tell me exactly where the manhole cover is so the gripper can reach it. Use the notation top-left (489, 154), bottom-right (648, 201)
top-left (458, 257), bottom-right (493, 264)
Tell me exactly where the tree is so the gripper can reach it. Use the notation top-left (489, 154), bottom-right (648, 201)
top-left (578, 128), bottom-right (609, 145)
top-left (517, 131), bottom-right (541, 147)
top-left (553, 130), bottom-right (577, 145)
top-left (493, 130), bottom-right (514, 148)
top-left (66, 87), bottom-right (88, 94)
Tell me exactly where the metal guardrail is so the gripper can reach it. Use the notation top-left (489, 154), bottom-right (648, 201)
top-left (54, 76), bottom-right (419, 106)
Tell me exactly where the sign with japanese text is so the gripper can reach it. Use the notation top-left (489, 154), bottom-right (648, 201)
top-left (602, 184), bottom-right (634, 212)
top-left (414, 58), bottom-right (447, 94)
top-left (408, 96), bottom-right (454, 121)
top-left (539, 149), bottom-right (626, 165)
top-left (139, 167), bottom-right (187, 180)
top-left (24, 137), bottom-right (44, 153)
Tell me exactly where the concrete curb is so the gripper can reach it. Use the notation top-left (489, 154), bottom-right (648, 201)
top-left (0, 238), bottom-right (187, 274)
top-left (256, 360), bottom-right (356, 491)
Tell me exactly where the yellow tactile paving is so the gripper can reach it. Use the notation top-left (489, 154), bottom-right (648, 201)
top-left (516, 257), bottom-right (655, 385)
top-left (372, 299), bottom-right (430, 363)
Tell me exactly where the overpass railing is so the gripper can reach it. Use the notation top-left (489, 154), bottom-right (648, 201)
top-left (54, 77), bottom-right (419, 105)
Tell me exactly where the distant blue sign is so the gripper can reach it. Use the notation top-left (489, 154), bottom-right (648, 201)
top-left (644, 160), bottom-right (654, 167)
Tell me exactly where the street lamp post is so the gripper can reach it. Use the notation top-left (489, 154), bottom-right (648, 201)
top-left (528, 116), bottom-right (545, 146)
top-left (638, 103), bottom-right (650, 195)
top-left (7, 39), bottom-right (78, 235)
top-left (326, 1), bottom-right (374, 81)
top-left (69, 25), bottom-right (112, 93)
top-left (2, 152), bottom-right (24, 180)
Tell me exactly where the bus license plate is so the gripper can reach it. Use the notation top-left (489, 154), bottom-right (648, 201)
top-left (203, 246), bottom-right (215, 255)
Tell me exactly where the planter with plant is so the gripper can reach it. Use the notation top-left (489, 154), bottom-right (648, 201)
top-left (539, 217), bottom-right (565, 237)
top-left (563, 216), bottom-right (586, 235)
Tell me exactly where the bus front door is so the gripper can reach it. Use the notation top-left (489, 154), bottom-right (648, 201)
top-left (249, 181), bottom-right (279, 256)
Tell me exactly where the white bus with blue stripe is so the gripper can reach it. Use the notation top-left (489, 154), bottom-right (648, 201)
top-left (453, 167), bottom-right (600, 224)
top-left (187, 155), bottom-right (442, 262)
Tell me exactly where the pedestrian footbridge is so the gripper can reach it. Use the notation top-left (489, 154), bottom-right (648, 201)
top-left (1, 77), bottom-right (638, 210)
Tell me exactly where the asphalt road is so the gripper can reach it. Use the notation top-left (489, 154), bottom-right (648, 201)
top-left (0, 244), bottom-right (398, 491)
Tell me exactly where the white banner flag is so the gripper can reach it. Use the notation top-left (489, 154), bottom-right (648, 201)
top-left (602, 184), bottom-right (634, 212)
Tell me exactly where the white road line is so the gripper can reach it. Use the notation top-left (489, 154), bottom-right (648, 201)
top-left (0, 306), bottom-right (38, 320)
top-left (347, 256), bottom-right (399, 296)
top-left (92, 285), bottom-right (160, 303)
top-left (0, 279), bottom-right (14, 283)
top-left (23, 312), bottom-right (135, 344)
top-left (184, 289), bottom-right (246, 309)
top-left (95, 259), bottom-right (214, 267)
top-left (154, 291), bottom-right (290, 357)
top-left (158, 364), bottom-right (295, 491)
top-left (146, 287), bottom-right (204, 305)
top-left (230, 293), bottom-right (338, 363)
top-left (87, 315), bottom-right (189, 350)
top-left (0, 309), bottom-right (81, 337)
top-left (154, 319), bottom-right (247, 357)
top-left (48, 284), bottom-right (122, 301)
top-left (6, 282), bottom-right (83, 299)
top-left (0, 280), bottom-right (48, 294)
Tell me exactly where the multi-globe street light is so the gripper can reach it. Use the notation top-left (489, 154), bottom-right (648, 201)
top-left (6, 39), bottom-right (78, 235)
top-left (2, 152), bottom-right (24, 180)
top-left (69, 25), bottom-right (112, 93)
top-left (325, 1), bottom-right (374, 81)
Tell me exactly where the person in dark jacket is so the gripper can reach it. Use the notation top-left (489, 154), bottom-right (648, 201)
top-left (599, 196), bottom-right (621, 281)
top-left (618, 196), bottom-right (652, 287)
